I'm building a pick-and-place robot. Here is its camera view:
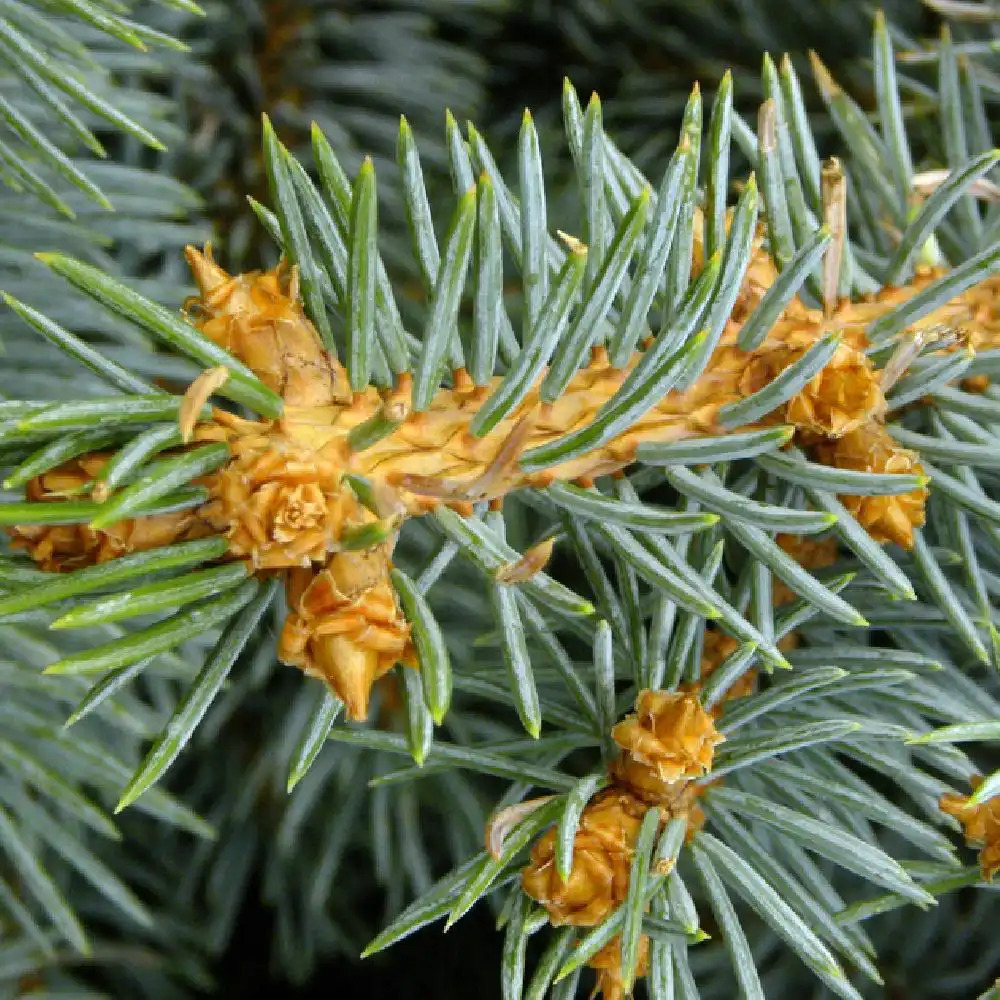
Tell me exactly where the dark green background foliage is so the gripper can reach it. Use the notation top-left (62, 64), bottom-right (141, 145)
top-left (4, 2), bottom-right (1000, 999)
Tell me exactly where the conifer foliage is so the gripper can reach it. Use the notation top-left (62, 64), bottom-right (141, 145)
top-left (1, 2), bottom-right (1000, 998)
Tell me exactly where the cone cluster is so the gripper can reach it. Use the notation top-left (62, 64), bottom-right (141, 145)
top-left (7, 234), bottom-right (986, 720)
top-left (520, 689), bottom-right (722, 998)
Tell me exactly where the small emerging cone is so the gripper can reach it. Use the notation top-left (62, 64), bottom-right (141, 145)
top-left (9, 513), bottom-right (207, 573)
top-left (184, 245), bottom-right (343, 408)
top-left (200, 440), bottom-right (363, 569)
top-left (611, 689), bottom-right (724, 784)
top-left (811, 423), bottom-right (927, 548)
top-left (277, 543), bottom-right (415, 721)
top-left (786, 337), bottom-right (885, 437)
top-left (940, 776), bottom-right (1000, 880)
top-left (588, 934), bottom-right (650, 1000)
top-left (6, 455), bottom-right (211, 571)
top-left (741, 330), bottom-right (885, 438)
top-left (520, 789), bottom-right (647, 927)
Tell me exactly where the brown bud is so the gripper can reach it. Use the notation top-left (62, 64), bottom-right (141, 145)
top-left (782, 338), bottom-right (885, 438)
top-left (611, 690), bottom-right (724, 784)
top-left (9, 513), bottom-right (208, 573)
top-left (695, 629), bottom-right (758, 704)
top-left (962, 374), bottom-right (991, 394)
top-left (184, 245), bottom-right (345, 407)
top-left (811, 424), bottom-right (927, 549)
top-left (775, 533), bottom-right (839, 571)
top-left (588, 934), bottom-right (650, 1000)
top-left (201, 442), bottom-right (358, 569)
top-left (607, 755), bottom-right (709, 832)
top-left (277, 544), bottom-right (415, 721)
top-left (520, 790), bottom-right (646, 927)
top-left (7, 455), bottom-right (210, 571)
top-left (940, 777), bottom-right (1000, 881)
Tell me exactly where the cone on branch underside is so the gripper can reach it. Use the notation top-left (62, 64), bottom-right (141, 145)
top-left (516, 536), bottom-right (842, 997)
top-left (14, 217), bottom-right (999, 717)
top-left (520, 689), bottom-right (723, 998)
top-left (517, 598), bottom-right (787, 997)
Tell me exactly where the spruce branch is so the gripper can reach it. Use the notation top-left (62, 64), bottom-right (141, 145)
top-left (4, 6), bottom-right (1000, 998)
